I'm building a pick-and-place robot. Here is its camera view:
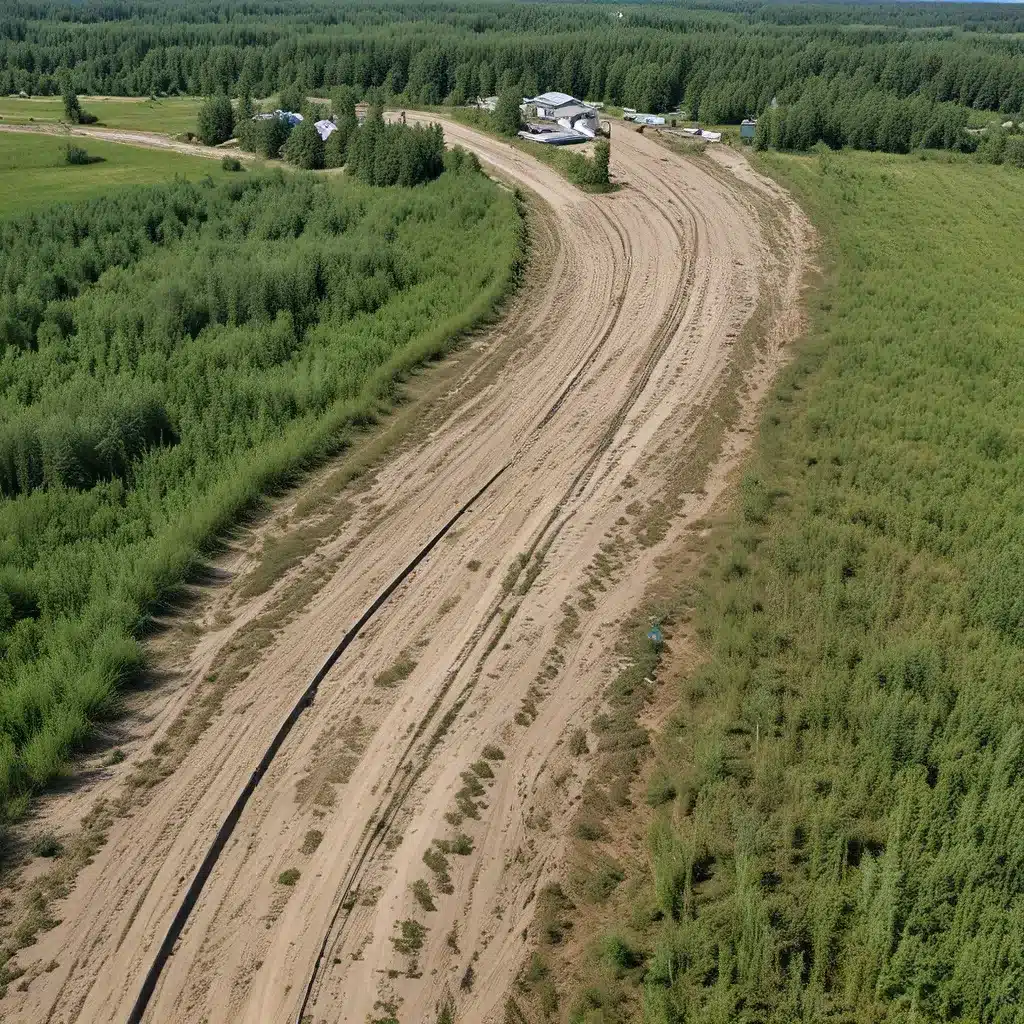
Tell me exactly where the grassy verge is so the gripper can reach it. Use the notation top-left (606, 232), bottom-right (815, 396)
top-left (0, 133), bottom-right (248, 215)
top-left (542, 151), bottom-right (1024, 1022)
top-left (0, 95), bottom-right (203, 133)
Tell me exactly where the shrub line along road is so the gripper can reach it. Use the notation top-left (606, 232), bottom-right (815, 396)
top-left (5, 118), bottom-right (809, 1023)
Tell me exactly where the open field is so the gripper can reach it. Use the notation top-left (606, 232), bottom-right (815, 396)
top-left (0, 116), bottom-right (809, 1023)
top-left (0, 95), bottom-right (202, 134)
top-left (534, 151), bottom-right (1024, 1023)
top-left (0, 132), bottom-right (245, 214)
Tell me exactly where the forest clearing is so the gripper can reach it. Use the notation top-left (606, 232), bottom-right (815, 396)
top-left (1, 0), bottom-right (1023, 1022)
top-left (0, 131), bottom-right (249, 214)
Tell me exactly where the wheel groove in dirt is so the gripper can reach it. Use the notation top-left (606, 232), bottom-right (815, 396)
top-left (126, 462), bottom-right (513, 1024)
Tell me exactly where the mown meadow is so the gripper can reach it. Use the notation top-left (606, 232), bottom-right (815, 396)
top-left (0, 158), bottom-right (524, 836)
top-left (0, 133), bottom-right (245, 215)
top-left (546, 152), bottom-right (1024, 1023)
top-left (0, 95), bottom-right (203, 134)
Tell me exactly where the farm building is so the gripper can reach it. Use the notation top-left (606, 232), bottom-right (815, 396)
top-left (527, 91), bottom-right (578, 119)
top-left (740, 119), bottom-right (757, 141)
top-left (520, 91), bottom-right (599, 144)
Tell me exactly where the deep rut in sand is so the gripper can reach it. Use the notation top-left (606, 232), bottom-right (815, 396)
top-left (1, 120), bottom-right (811, 1024)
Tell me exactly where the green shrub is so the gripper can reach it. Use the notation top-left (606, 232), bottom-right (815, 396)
top-left (450, 832), bottom-right (473, 855)
top-left (30, 831), bottom-right (63, 858)
top-left (196, 94), bottom-right (234, 146)
top-left (411, 878), bottom-right (435, 912)
top-left (391, 918), bottom-right (427, 955)
top-left (64, 144), bottom-right (101, 165)
top-left (278, 867), bottom-right (300, 885)
top-left (300, 829), bottom-right (322, 854)
top-left (373, 652), bottom-right (417, 688)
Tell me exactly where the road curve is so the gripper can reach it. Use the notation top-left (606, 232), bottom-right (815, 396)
top-left (3, 119), bottom-right (809, 1024)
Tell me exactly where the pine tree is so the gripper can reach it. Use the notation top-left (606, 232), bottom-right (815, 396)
top-left (278, 83), bottom-right (304, 114)
top-left (283, 119), bottom-right (325, 169)
top-left (196, 94), bottom-right (235, 146)
top-left (324, 112), bottom-right (357, 168)
top-left (494, 88), bottom-right (523, 137)
top-left (62, 89), bottom-right (81, 124)
top-left (330, 86), bottom-right (357, 121)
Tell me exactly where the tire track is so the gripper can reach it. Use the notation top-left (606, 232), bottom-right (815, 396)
top-left (293, 138), bottom-right (705, 1024)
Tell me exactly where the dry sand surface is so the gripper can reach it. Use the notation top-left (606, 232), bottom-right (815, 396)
top-left (0, 119), bottom-right (810, 1024)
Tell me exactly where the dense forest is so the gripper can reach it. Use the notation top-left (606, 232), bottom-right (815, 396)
top-left (1, 0), bottom-right (1022, 154)
top-left (0, 164), bottom-right (523, 828)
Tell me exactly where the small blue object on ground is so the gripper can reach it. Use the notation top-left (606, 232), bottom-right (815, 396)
top-left (647, 624), bottom-right (664, 646)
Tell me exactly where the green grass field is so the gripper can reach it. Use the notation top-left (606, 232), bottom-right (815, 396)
top-left (543, 151), bottom-right (1024, 1023)
top-left (0, 134), bottom-right (244, 215)
top-left (0, 95), bottom-right (202, 133)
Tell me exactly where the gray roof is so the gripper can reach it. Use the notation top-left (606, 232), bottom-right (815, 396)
top-left (531, 91), bottom-right (577, 108)
top-left (556, 104), bottom-right (595, 120)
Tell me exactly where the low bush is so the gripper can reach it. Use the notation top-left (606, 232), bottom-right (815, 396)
top-left (30, 832), bottom-right (63, 858)
top-left (64, 144), bottom-right (101, 165)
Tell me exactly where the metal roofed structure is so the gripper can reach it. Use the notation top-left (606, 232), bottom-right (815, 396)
top-left (530, 91), bottom-right (575, 108)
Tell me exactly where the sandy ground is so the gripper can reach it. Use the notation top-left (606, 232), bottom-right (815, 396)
top-left (0, 120), bottom-right (809, 1024)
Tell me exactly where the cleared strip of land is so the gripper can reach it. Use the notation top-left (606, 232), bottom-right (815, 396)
top-left (2, 120), bottom-right (809, 1023)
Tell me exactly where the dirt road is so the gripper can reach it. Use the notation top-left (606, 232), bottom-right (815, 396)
top-left (2, 120), bottom-right (809, 1024)
top-left (0, 122), bottom-right (251, 161)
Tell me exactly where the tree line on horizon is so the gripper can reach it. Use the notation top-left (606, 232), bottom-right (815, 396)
top-left (1, 0), bottom-right (1022, 156)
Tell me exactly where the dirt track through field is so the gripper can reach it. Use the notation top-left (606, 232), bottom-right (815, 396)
top-left (0, 121), bottom-right (251, 161)
top-left (2, 119), bottom-right (809, 1024)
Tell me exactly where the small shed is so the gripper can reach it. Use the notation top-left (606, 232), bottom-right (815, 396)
top-left (740, 119), bottom-right (757, 141)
